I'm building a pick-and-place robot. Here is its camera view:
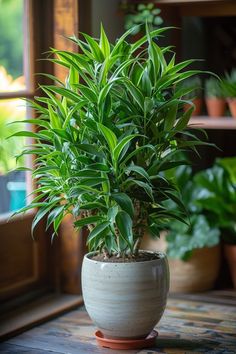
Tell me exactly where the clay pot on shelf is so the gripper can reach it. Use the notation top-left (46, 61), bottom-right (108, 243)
top-left (205, 97), bottom-right (226, 117)
top-left (204, 77), bottom-right (225, 118)
top-left (227, 98), bottom-right (236, 118)
top-left (184, 98), bottom-right (202, 116)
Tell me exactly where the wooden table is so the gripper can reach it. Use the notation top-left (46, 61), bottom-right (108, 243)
top-left (1, 291), bottom-right (236, 353)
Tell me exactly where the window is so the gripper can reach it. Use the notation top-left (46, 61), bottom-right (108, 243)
top-left (0, 0), bottom-right (86, 339)
top-left (0, 0), bottom-right (54, 305)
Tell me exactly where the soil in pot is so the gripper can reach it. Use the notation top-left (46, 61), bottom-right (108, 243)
top-left (91, 251), bottom-right (160, 263)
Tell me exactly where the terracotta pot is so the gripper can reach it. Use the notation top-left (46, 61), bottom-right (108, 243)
top-left (227, 98), bottom-right (236, 118)
top-left (205, 97), bottom-right (226, 117)
top-left (224, 244), bottom-right (236, 289)
top-left (183, 98), bottom-right (202, 116)
top-left (82, 251), bottom-right (169, 339)
top-left (141, 233), bottom-right (221, 293)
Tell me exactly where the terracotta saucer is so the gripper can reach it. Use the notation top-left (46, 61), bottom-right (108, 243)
top-left (95, 330), bottom-right (158, 350)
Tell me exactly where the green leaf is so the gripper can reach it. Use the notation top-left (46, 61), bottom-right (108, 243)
top-left (8, 131), bottom-right (40, 139)
top-left (74, 215), bottom-right (101, 228)
top-left (88, 163), bottom-right (110, 172)
top-left (164, 101), bottom-right (178, 131)
top-left (123, 79), bottom-right (144, 110)
top-left (115, 210), bottom-right (133, 248)
top-left (112, 193), bottom-right (134, 218)
top-left (131, 180), bottom-right (153, 200)
top-left (31, 203), bottom-right (58, 237)
top-left (76, 144), bottom-right (104, 157)
top-left (174, 106), bottom-right (194, 132)
top-left (126, 165), bottom-right (150, 181)
top-left (113, 134), bottom-right (139, 162)
top-left (82, 32), bottom-right (104, 62)
top-left (99, 23), bottom-right (110, 57)
top-left (46, 205), bottom-right (65, 230)
top-left (87, 221), bottom-right (110, 244)
top-left (80, 202), bottom-right (107, 211)
top-left (98, 123), bottom-right (117, 151)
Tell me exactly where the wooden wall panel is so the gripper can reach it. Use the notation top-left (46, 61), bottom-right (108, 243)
top-left (53, 0), bottom-right (79, 82)
top-left (0, 214), bottom-right (49, 302)
top-left (53, 0), bottom-right (86, 294)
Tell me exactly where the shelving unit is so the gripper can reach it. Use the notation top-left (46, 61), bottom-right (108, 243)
top-left (189, 116), bottom-right (236, 129)
top-left (157, 0), bottom-right (236, 132)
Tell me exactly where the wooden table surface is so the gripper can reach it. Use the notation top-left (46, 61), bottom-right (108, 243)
top-left (1, 291), bottom-right (236, 354)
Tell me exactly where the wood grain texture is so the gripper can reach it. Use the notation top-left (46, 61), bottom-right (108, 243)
top-left (0, 294), bottom-right (83, 341)
top-left (1, 291), bottom-right (236, 353)
top-left (53, 0), bottom-right (78, 82)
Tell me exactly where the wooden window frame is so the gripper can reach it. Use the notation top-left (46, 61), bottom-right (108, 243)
top-left (0, 0), bottom-right (88, 340)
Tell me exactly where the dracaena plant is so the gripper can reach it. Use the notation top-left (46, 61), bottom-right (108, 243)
top-left (12, 24), bottom-right (209, 259)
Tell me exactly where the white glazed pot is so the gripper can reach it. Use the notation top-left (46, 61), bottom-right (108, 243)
top-left (82, 251), bottom-right (169, 339)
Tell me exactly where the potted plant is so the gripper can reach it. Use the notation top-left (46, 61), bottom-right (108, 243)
top-left (11, 25), bottom-right (209, 349)
top-left (182, 76), bottom-right (203, 116)
top-left (194, 157), bottom-right (236, 289)
top-left (142, 165), bottom-right (221, 293)
top-left (121, 1), bottom-right (163, 37)
top-left (205, 77), bottom-right (226, 117)
top-left (221, 69), bottom-right (236, 118)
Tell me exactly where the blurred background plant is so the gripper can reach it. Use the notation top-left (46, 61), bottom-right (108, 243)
top-left (221, 69), bottom-right (236, 99)
top-left (204, 77), bottom-right (226, 117)
top-left (181, 76), bottom-right (203, 116)
top-left (0, 0), bottom-right (24, 78)
top-left (194, 156), bottom-right (236, 288)
top-left (120, 1), bottom-right (163, 35)
top-left (142, 162), bottom-right (221, 293)
top-left (194, 157), bottom-right (236, 245)
top-left (163, 164), bottom-right (220, 261)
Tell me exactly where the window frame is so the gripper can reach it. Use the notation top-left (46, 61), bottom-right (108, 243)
top-left (0, 0), bottom-right (88, 339)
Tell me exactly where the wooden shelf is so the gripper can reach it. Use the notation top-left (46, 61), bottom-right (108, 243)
top-left (189, 116), bottom-right (236, 129)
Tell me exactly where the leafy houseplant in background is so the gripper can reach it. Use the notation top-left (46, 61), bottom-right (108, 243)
top-left (195, 157), bottom-right (236, 289)
top-left (142, 165), bottom-right (220, 293)
top-left (182, 76), bottom-right (203, 116)
top-left (121, 1), bottom-right (163, 36)
top-left (12, 25), bottom-right (210, 348)
top-left (205, 77), bottom-right (226, 117)
top-left (221, 69), bottom-right (236, 118)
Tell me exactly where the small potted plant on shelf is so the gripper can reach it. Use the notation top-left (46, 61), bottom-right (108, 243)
top-left (142, 164), bottom-right (221, 293)
top-left (11, 25), bottom-right (210, 349)
top-left (205, 77), bottom-right (226, 117)
top-left (121, 1), bottom-right (163, 37)
top-left (194, 157), bottom-right (236, 289)
top-left (182, 76), bottom-right (203, 116)
top-left (221, 69), bottom-right (236, 118)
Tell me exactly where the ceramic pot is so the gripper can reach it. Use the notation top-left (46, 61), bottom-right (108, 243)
top-left (82, 251), bottom-right (169, 339)
top-left (224, 244), bottom-right (236, 289)
top-left (141, 233), bottom-right (220, 293)
top-left (227, 98), bottom-right (236, 118)
top-left (205, 97), bottom-right (226, 117)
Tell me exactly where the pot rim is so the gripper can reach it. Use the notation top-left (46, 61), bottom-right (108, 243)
top-left (84, 250), bottom-right (167, 265)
